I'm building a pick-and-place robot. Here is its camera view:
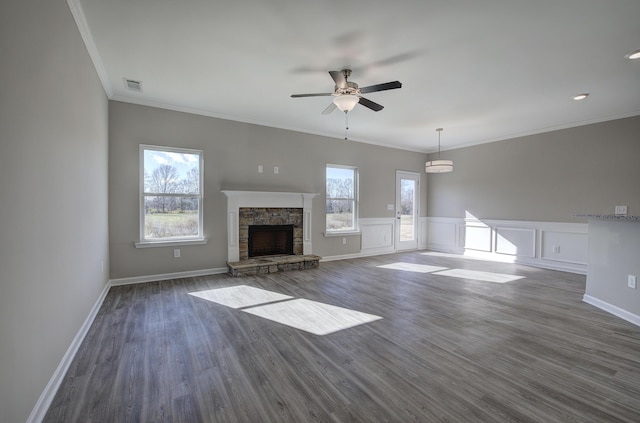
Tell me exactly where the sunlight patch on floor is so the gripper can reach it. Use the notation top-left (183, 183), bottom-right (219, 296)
top-left (420, 251), bottom-right (516, 264)
top-left (188, 285), bottom-right (292, 308)
top-left (376, 262), bottom-right (449, 273)
top-left (243, 298), bottom-right (382, 335)
top-left (189, 286), bottom-right (382, 335)
top-left (433, 268), bottom-right (524, 283)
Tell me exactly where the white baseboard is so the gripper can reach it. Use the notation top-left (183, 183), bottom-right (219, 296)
top-left (26, 282), bottom-right (111, 423)
top-left (426, 243), bottom-right (465, 255)
top-left (109, 267), bottom-right (228, 286)
top-left (511, 256), bottom-right (587, 275)
top-left (583, 295), bottom-right (640, 327)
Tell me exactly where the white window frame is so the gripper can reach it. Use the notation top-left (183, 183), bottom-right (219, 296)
top-left (136, 145), bottom-right (206, 248)
top-left (325, 164), bottom-right (359, 235)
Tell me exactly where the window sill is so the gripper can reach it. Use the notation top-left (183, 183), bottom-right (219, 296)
top-left (134, 238), bottom-right (208, 249)
top-left (323, 231), bottom-right (361, 237)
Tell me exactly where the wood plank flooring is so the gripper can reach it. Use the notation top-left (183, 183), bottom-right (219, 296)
top-left (44, 251), bottom-right (640, 422)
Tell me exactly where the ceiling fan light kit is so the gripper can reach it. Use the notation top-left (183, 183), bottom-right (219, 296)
top-left (291, 69), bottom-right (401, 114)
top-left (425, 128), bottom-right (454, 173)
top-left (333, 94), bottom-right (360, 112)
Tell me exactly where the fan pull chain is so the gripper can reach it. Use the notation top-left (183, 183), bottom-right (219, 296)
top-left (344, 111), bottom-right (349, 140)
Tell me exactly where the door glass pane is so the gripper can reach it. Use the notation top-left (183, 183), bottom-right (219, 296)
top-left (400, 179), bottom-right (415, 241)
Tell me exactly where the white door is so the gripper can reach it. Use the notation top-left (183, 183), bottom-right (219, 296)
top-left (395, 171), bottom-right (420, 251)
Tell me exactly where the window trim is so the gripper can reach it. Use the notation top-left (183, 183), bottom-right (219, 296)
top-left (325, 164), bottom-right (359, 234)
top-left (137, 144), bottom-right (205, 247)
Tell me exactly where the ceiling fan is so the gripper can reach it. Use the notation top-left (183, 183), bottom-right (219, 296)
top-left (291, 69), bottom-right (402, 114)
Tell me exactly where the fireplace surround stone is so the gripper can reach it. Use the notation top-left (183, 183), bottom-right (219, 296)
top-left (239, 208), bottom-right (302, 260)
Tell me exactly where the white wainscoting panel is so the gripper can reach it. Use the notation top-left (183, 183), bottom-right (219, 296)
top-left (465, 222), bottom-right (492, 252)
top-left (541, 230), bottom-right (588, 265)
top-left (360, 218), bottom-right (395, 255)
top-left (419, 217), bottom-right (428, 250)
top-left (426, 217), bottom-right (461, 253)
top-left (427, 217), bottom-right (587, 274)
top-left (495, 227), bottom-right (536, 257)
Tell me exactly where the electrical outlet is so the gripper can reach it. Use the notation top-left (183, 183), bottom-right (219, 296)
top-left (628, 275), bottom-right (637, 289)
top-left (273, 166), bottom-right (279, 174)
top-left (615, 205), bottom-right (628, 216)
top-left (257, 165), bottom-right (263, 173)
top-left (342, 237), bottom-right (347, 245)
top-left (552, 245), bottom-right (560, 253)
top-left (174, 249), bottom-right (181, 258)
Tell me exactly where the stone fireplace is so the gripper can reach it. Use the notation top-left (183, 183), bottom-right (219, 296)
top-left (221, 191), bottom-right (318, 262)
top-left (248, 224), bottom-right (294, 258)
top-left (239, 208), bottom-right (302, 260)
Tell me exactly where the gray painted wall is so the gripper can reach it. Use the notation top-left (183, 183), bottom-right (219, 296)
top-left (109, 102), bottom-right (428, 279)
top-left (426, 116), bottom-right (640, 321)
top-left (427, 116), bottom-right (640, 221)
top-left (0, 1), bottom-right (109, 422)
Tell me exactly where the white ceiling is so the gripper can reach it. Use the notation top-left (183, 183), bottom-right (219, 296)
top-left (72, 0), bottom-right (640, 153)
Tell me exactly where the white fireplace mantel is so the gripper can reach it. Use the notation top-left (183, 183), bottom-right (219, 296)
top-left (221, 190), bottom-right (318, 262)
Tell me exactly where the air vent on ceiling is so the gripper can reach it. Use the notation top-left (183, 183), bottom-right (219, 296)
top-left (123, 78), bottom-right (143, 92)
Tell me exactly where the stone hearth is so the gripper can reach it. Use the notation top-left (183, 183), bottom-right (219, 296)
top-left (227, 254), bottom-right (321, 277)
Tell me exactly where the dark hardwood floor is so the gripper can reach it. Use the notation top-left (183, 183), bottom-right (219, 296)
top-left (44, 251), bottom-right (640, 422)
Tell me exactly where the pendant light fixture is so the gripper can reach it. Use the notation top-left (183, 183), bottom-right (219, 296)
top-left (425, 128), bottom-right (453, 173)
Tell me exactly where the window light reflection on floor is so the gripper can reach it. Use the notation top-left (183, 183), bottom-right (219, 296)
top-left (189, 285), bottom-right (382, 335)
top-left (376, 262), bottom-right (449, 273)
top-left (377, 262), bottom-right (524, 283)
top-left (433, 268), bottom-right (524, 283)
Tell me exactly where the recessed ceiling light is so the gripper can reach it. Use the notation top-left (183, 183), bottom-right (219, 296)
top-left (572, 93), bottom-right (589, 101)
top-left (625, 49), bottom-right (640, 60)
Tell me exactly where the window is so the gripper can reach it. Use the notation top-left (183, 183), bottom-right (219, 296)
top-left (139, 145), bottom-right (204, 245)
top-left (326, 164), bottom-right (358, 233)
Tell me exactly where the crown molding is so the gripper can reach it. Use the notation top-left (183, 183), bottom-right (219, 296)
top-left (66, 0), bottom-right (113, 97)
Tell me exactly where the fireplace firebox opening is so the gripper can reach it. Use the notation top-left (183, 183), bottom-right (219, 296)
top-left (248, 224), bottom-right (294, 258)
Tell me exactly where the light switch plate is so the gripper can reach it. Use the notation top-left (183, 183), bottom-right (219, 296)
top-left (615, 205), bottom-right (627, 216)
top-left (387, 204), bottom-right (394, 211)
top-left (629, 275), bottom-right (637, 289)
top-left (274, 166), bottom-right (279, 174)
